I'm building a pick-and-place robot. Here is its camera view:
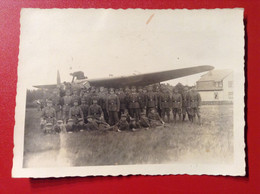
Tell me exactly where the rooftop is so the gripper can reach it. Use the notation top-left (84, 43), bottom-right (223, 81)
top-left (198, 69), bottom-right (233, 82)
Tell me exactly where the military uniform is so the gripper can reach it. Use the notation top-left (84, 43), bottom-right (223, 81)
top-left (98, 92), bottom-right (108, 122)
top-left (80, 100), bottom-right (89, 123)
top-left (51, 94), bottom-right (62, 120)
top-left (182, 89), bottom-right (191, 121)
top-left (117, 90), bottom-right (127, 118)
top-left (62, 94), bottom-right (72, 123)
top-left (139, 113), bottom-right (150, 128)
top-left (148, 110), bottom-right (164, 128)
top-left (159, 90), bottom-right (171, 122)
top-left (85, 116), bottom-right (99, 130)
top-left (69, 104), bottom-right (84, 124)
top-left (172, 91), bottom-right (182, 122)
top-left (137, 89), bottom-right (146, 113)
top-left (128, 89), bottom-right (141, 121)
top-left (188, 90), bottom-right (201, 123)
top-left (71, 94), bottom-right (81, 105)
top-left (146, 89), bottom-right (158, 115)
top-left (41, 106), bottom-right (56, 124)
top-left (88, 103), bottom-right (103, 120)
top-left (106, 90), bottom-right (120, 125)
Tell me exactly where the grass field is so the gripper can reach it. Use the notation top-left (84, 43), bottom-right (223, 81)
top-left (23, 105), bottom-right (233, 168)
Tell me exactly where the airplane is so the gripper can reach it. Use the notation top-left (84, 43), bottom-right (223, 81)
top-left (33, 65), bottom-right (214, 89)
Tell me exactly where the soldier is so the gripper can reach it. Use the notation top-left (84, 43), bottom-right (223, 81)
top-left (44, 123), bottom-right (54, 134)
top-left (54, 120), bottom-right (65, 133)
top-left (88, 98), bottom-right (103, 121)
top-left (129, 117), bottom-right (141, 131)
top-left (172, 87), bottom-right (182, 122)
top-left (146, 85), bottom-right (158, 115)
top-left (137, 87), bottom-right (147, 114)
top-left (114, 114), bottom-right (129, 131)
top-left (188, 87), bottom-right (202, 124)
top-left (80, 98), bottom-right (89, 123)
top-left (128, 86), bottom-right (141, 121)
top-left (85, 115), bottom-right (99, 130)
top-left (65, 119), bottom-right (76, 133)
top-left (69, 99), bottom-right (84, 124)
top-left (41, 99), bottom-right (56, 130)
top-left (62, 90), bottom-right (73, 123)
top-left (159, 87), bottom-right (171, 123)
top-left (51, 89), bottom-right (62, 120)
top-left (182, 87), bottom-right (191, 121)
top-left (117, 88), bottom-right (127, 119)
top-left (154, 85), bottom-right (162, 116)
top-left (98, 87), bottom-right (109, 122)
top-left (71, 89), bottom-right (81, 105)
top-left (106, 88), bottom-right (120, 126)
top-left (76, 118), bottom-right (87, 131)
top-left (148, 108), bottom-right (165, 128)
top-left (139, 112), bottom-right (150, 129)
top-left (82, 89), bottom-right (92, 106)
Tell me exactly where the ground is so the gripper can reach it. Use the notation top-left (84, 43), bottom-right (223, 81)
top-left (23, 105), bottom-right (233, 168)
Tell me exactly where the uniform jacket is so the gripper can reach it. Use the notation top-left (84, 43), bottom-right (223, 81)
top-left (118, 92), bottom-right (127, 110)
top-left (139, 117), bottom-right (150, 127)
top-left (86, 121), bottom-right (99, 130)
top-left (80, 104), bottom-right (89, 117)
top-left (146, 91), bottom-right (157, 108)
top-left (98, 92), bottom-right (107, 110)
top-left (188, 91), bottom-right (201, 108)
top-left (172, 93), bottom-right (182, 109)
top-left (116, 120), bottom-right (129, 131)
top-left (159, 92), bottom-right (171, 109)
top-left (182, 92), bottom-right (189, 107)
top-left (128, 92), bottom-right (140, 109)
top-left (41, 107), bottom-right (56, 119)
top-left (69, 106), bottom-right (84, 119)
top-left (88, 104), bottom-right (103, 118)
top-left (106, 94), bottom-right (120, 112)
top-left (138, 92), bottom-right (146, 109)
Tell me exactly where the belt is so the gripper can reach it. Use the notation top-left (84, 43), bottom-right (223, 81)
top-left (132, 101), bottom-right (136, 102)
top-left (149, 99), bottom-right (153, 101)
top-left (47, 117), bottom-right (53, 118)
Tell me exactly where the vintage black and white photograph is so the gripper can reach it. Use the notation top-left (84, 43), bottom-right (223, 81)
top-left (13, 8), bottom-right (245, 177)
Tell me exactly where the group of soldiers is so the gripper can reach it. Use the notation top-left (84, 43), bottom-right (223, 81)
top-left (40, 83), bottom-right (201, 134)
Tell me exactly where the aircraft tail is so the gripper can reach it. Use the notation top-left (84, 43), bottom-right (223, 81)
top-left (57, 70), bottom-right (61, 85)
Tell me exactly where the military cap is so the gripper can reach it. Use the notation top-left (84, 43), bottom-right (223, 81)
top-left (109, 88), bottom-right (114, 91)
top-left (87, 115), bottom-right (93, 119)
top-left (57, 120), bottom-right (63, 124)
top-left (78, 118), bottom-right (84, 122)
top-left (73, 99), bottom-right (79, 103)
top-left (46, 122), bottom-right (53, 127)
top-left (130, 117), bottom-right (135, 121)
top-left (68, 119), bottom-right (74, 123)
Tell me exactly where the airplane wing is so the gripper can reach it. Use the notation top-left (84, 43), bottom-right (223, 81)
top-left (33, 84), bottom-right (58, 89)
top-left (88, 65), bottom-right (214, 88)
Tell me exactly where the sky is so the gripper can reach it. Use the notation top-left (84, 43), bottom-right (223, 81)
top-left (18, 9), bottom-right (244, 89)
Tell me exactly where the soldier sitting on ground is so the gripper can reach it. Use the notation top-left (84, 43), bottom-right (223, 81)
top-left (85, 115), bottom-right (99, 130)
top-left (76, 118), bottom-right (87, 131)
top-left (114, 114), bottom-right (129, 132)
top-left (139, 112), bottom-right (150, 129)
top-left (88, 98), bottom-right (103, 121)
top-left (53, 120), bottom-right (65, 133)
top-left (148, 108), bottom-right (165, 128)
top-left (44, 123), bottom-right (53, 134)
top-left (65, 119), bottom-right (75, 133)
top-left (129, 117), bottom-right (141, 131)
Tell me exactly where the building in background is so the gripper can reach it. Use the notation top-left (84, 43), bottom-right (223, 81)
top-left (196, 69), bottom-right (233, 104)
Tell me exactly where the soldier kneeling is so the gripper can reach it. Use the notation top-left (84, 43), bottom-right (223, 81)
top-left (53, 120), bottom-right (65, 133)
top-left (44, 123), bottom-right (54, 134)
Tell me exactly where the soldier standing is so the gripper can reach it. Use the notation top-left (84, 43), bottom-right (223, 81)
top-left (172, 87), bottom-right (182, 122)
top-left (69, 99), bottom-right (84, 124)
top-left (88, 98), bottom-right (103, 121)
top-left (51, 89), bottom-right (62, 120)
top-left (182, 87), bottom-right (191, 122)
top-left (128, 86), bottom-right (141, 121)
top-left (159, 87), bottom-right (171, 123)
top-left (98, 87), bottom-right (109, 122)
top-left (41, 100), bottom-right (56, 132)
top-left (117, 88), bottom-right (127, 119)
top-left (188, 87), bottom-right (202, 124)
top-left (146, 85), bottom-right (158, 115)
top-left (71, 89), bottom-right (81, 105)
top-left (62, 90), bottom-right (72, 123)
top-left (80, 98), bottom-right (89, 123)
top-left (154, 85), bottom-right (162, 116)
top-left (106, 88), bottom-right (120, 126)
top-left (137, 87), bottom-right (146, 114)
